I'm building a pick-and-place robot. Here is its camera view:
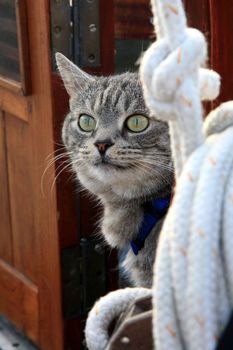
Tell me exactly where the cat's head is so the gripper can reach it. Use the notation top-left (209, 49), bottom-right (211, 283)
top-left (56, 53), bottom-right (172, 199)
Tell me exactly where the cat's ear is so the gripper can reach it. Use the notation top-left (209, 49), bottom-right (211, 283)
top-left (55, 52), bottom-right (95, 97)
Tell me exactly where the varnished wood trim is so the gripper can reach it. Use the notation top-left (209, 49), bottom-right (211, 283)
top-left (0, 112), bottom-right (13, 264)
top-left (24, 0), bottom-right (64, 348)
top-left (0, 259), bottom-right (39, 342)
top-left (0, 86), bottom-right (31, 122)
top-left (0, 76), bottom-right (24, 95)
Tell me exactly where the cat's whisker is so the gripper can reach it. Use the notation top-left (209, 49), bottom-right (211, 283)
top-left (118, 152), bottom-right (171, 160)
top-left (47, 158), bottom-right (73, 187)
top-left (141, 159), bottom-right (173, 171)
top-left (46, 152), bottom-right (72, 168)
top-left (46, 149), bottom-right (72, 162)
top-left (42, 153), bottom-right (71, 180)
top-left (50, 159), bottom-right (82, 195)
top-left (141, 155), bottom-right (173, 164)
top-left (117, 155), bottom-right (172, 171)
top-left (134, 160), bottom-right (171, 185)
top-left (145, 153), bottom-right (171, 157)
top-left (45, 147), bottom-right (68, 161)
top-left (118, 149), bottom-right (171, 157)
top-left (137, 162), bottom-right (168, 177)
top-left (121, 156), bottom-right (171, 165)
top-left (41, 152), bottom-right (73, 196)
top-left (143, 153), bottom-right (172, 159)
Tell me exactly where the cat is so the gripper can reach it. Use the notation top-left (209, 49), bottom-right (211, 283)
top-left (56, 52), bottom-right (173, 288)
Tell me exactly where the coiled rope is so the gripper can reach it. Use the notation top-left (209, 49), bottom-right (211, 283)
top-left (85, 0), bottom-right (233, 349)
top-left (85, 288), bottom-right (151, 350)
top-left (141, 1), bottom-right (233, 350)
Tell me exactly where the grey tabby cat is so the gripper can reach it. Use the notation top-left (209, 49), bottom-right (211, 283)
top-left (56, 53), bottom-right (173, 288)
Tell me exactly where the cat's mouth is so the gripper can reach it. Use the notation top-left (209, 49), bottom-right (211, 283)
top-left (93, 157), bottom-right (130, 170)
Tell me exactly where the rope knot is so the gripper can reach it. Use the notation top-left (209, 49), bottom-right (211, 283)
top-left (140, 28), bottom-right (219, 123)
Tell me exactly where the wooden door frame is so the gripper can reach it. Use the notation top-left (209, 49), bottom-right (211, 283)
top-left (24, 0), bottom-right (64, 348)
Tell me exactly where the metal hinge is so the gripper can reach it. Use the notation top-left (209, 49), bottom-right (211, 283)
top-left (50, 0), bottom-right (101, 70)
top-left (61, 238), bottom-right (107, 319)
top-left (73, 0), bottom-right (101, 68)
top-left (50, 0), bottom-right (73, 68)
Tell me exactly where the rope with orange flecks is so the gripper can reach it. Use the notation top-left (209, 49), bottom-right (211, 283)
top-left (85, 288), bottom-right (151, 350)
top-left (84, 1), bottom-right (233, 349)
top-left (140, 1), bottom-right (233, 350)
top-left (140, 0), bottom-right (220, 178)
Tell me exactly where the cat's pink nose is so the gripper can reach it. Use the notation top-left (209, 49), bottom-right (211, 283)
top-left (94, 140), bottom-right (114, 155)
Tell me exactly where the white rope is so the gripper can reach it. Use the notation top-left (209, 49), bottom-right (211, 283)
top-left (85, 288), bottom-right (151, 350)
top-left (140, 1), bottom-right (233, 350)
top-left (141, 1), bottom-right (220, 176)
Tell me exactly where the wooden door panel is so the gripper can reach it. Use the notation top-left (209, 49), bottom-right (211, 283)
top-left (5, 113), bottom-right (38, 283)
top-left (184, 0), bottom-right (210, 38)
top-left (114, 0), bottom-right (153, 39)
top-left (0, 86), bottom-right (31, 122)
top-left (0, 258), bottom-right (38, 343)
top-left (0, 111), bottom-right (13, 263)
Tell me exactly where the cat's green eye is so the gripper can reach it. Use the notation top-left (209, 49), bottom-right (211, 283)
top-left (78, 114), bottom-right (96, 132)
top-left (126, 115), bottom-right (149, 133)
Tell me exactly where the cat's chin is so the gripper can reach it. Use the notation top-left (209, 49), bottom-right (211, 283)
top-left (91, 166), bottom-right (161, 199)
top-left (76, 161), bottom-right (170, 200)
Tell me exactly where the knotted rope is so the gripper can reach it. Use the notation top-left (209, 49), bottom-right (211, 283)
top-left (85, 1), bottom-right (233, 349)
top-left (140, 1), bottom-right (233, 350)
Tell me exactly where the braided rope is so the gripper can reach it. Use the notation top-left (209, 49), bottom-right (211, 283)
top-left (85, 1), bottom-right (233, 349)
top-left (140, 0), bottom-right (220, 177)
top-left (140, 1), bottom-right (233, 350)
top-left (85, 288), bottom-right (151, 350)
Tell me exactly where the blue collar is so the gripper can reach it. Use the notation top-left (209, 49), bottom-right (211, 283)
top-left (130, 196), bottom-right (171, 255)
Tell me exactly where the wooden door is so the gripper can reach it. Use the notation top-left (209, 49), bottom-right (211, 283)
top-left (0, 1), bottom-right (63, 349)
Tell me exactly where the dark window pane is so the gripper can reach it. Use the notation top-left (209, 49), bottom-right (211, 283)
top-left (0, 0), bottom-right (20, 81)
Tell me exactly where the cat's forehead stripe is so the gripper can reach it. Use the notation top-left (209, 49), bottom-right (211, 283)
top-left (92, 89), bottom-right (104, 111)
top-left (112, 88), bottom-right (122, 108)
top-left (102, 85), bottom-right (113, 106)
top-left (91, 81), bottom-right (130, 115)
